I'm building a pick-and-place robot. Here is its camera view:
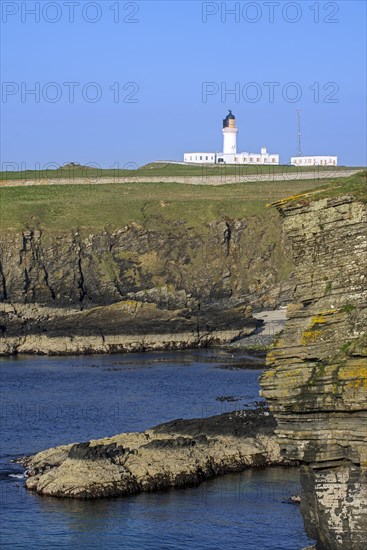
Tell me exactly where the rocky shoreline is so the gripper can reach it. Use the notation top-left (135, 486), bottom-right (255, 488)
top-left (17, 408), bottom-right (291, 499)
top-left (0, 301), bottom-right (259, 356)
top-left (0, 301), bottom-right (286, 357)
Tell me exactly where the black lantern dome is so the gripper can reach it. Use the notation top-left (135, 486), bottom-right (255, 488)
top-left (223, 110), bottom-right (235, 128)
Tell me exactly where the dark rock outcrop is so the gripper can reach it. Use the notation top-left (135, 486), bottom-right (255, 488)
top-left (260, 195), bottom-right (367, 549)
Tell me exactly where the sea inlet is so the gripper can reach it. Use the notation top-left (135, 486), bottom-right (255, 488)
top-left (0, 349), bottom-right (314, 549)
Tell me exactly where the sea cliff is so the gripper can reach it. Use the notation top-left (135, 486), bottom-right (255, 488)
top-left (4, 173), bottom-right (361, 356)
top-left (260, 192), bottom-right (367, 549)
top-left (0, 216), bottom-right (291, 355)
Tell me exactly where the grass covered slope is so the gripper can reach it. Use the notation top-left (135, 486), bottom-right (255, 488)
top-left (2, 174), bottom-right (364, 232)
top-left (269, 170), bottom-right (367, 209)
top-left (309, 168), bottom-right (367, 202)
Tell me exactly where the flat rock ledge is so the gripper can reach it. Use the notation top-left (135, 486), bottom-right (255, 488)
top-left (0, 302), bottom-right (259, 356)
top-left (18, 409), bottom-right (290, 499)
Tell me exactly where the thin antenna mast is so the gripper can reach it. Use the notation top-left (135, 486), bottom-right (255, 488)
top-left (297, 109), bottom-right (302, 156)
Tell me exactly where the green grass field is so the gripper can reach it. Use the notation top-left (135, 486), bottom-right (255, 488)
top-left (0, 171), bottom-right (365, 233)
top-left (0, 162), bottom-right (363, 181)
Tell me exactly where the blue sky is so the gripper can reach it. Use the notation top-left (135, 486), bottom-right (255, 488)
top-left (1, 0), bottom-right (366, 168)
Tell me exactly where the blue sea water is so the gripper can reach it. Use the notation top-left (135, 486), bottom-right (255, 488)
top-left (0, 349), bottom-right (314, 549)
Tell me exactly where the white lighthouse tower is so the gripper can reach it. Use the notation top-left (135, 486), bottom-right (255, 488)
top-left (183, 110), bottom-right (279, 165)
top-left (222, 110), bottom-right (238, 156)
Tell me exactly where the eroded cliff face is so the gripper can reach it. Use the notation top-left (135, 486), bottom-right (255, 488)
top-left (0, 216), bottom-right (292, 354)
top-left (260, 195), bottom-right (367, 549)
top-left (0, 217), bottom-right (291, 308)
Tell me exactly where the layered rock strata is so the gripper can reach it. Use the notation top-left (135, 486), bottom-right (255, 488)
top-left (260, 195), bottom-right (367, 549)
top-left (0, 219), bottom-right (291, 309)
top-left (19, 409), bottom-right (287, 499)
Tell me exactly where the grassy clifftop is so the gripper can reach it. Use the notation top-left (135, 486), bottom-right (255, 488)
top-left (269, 170), bottom-right (367, 209)
top-left (2, 175), bottom-right (363, 233)
top-left (309, 169), bottom-right (367, 202)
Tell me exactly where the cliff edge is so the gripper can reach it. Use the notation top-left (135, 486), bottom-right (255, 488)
top-left (260, 187), bottom-right (367, 549)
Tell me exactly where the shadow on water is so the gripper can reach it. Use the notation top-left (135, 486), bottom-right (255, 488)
top-left (14, 468), bottom-right (310, 550)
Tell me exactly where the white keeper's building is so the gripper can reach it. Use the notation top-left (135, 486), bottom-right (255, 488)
top-left (290, 155), bottom-right (338, 166)
top-left (184, 111), bottom-right (279, 165)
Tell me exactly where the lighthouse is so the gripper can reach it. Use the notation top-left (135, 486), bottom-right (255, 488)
top-left (183, 111), bottom-right (279, 165)
top-left (222, 110), bottom-right (238, 154)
